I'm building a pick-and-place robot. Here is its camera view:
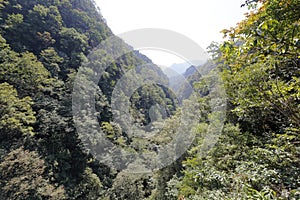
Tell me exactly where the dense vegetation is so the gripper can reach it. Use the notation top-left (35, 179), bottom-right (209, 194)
top-left (0, 0), bottom-right (299, 199)
top-left (166, 0), bottom-right (300, 199)
top-left (0, 0), bottom-right (175, 199)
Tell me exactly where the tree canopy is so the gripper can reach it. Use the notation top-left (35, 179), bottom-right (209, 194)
top-left (0, 0), bottom-right (299, 199)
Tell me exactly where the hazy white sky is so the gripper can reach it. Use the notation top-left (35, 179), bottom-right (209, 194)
top-left (95, 0), bottom-right (248, 67)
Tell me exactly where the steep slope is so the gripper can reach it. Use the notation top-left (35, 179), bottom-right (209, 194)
top-left (165, 0), bottom-right (300, 199)
top-left (164, 62), bottom-right (191, 78)
top-left (168, 64), bottom-right (206, 102)
top-left (0, 0), bottom-right (176, 199)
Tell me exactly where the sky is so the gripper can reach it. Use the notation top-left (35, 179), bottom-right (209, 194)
top-left (95, 0), bottom-right (248, 67)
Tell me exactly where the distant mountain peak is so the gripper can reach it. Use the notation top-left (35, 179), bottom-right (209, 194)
top-left (163, 60), bottom-right (205, 78)
top-left (183, 65), bottom-right (197, 78)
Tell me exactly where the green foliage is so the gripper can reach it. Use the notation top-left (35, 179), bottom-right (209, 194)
top-left (39, 47), bottom-right (64, 78)
top-left (101, 121), bottom-right (124, 145)
top-left (58, 27), bottom-right (88, 55)
top-left (219, 0), bottom-right (300, 132)
top-left (0, 147), bottom-right (66, 199)
top-left (0, 2), bottom-right (63, 53)
top-left (57, 27), bottom-right (88, 69)
top-left (107, 171), bottom-right (154, 200)
top-left (0, 0), bottom-right (8, 9)
top-left (0, 36), bottom-right (50, 96)
top-left (173, 123), bottom-right (300, 199)
top-left (130, 84), bottom-right (178, 125)
top-left (0, 83), bottom-right (35, 137)
top-left (1, 0), bottom-right (298, 199)
top-left (58, 0), bottom-right (110, 42)
top-left (4, 13), bottom-right (23, 28)
top-left (0, 0), bottom-right (176, 198)
top-left (72, 167), bottom-right (103, 199)
top-left (170, 2), bottom-right (300, 199)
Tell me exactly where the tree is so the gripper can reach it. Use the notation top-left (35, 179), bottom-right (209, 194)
top-left (0, 35), bottom-right (51, 97)
top-left (72, 167), bottom-right (103, 199)
top-left (0, 0), bottom-right (8, 9)
top-left (39, 47), bottom-right (64, 78)
top-left (0, 82), bottom-right (35, 138)
top-left (108, 171), bottom-right (154, 200)
top-left (172, 1), bottom-right (300, 199)
top-left (57, 27), bottom-right (88, 69)
top-left (0, 147), bottom-right (66, 199)
top-left (219, 0), bottom-right (300, 133)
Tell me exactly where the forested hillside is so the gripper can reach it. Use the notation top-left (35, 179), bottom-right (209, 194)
top-left (165, 0), bottom-right (300, 199)
top-left (0, 0), bottom-right (299, 199)
top-left (0, 0), bottom-right (176, 199)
